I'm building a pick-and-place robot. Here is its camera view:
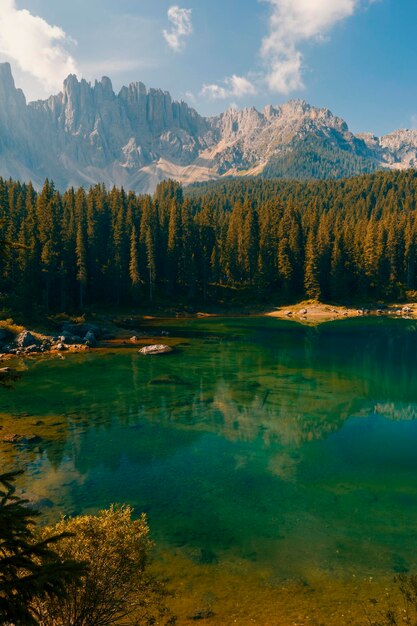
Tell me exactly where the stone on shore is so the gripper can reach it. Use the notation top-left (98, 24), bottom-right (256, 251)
top-left (16, 330), bottom-right (39, 348)
top-left (139, 344), bottom-right (173, 355)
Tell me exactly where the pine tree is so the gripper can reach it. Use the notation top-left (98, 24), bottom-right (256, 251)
top-left (36, 181), bottom-right (61, 310)
top-left (363, 218), bottom-right (383, 295)
top-left (405, 216), bottom-right (417, 289)
top-left (145, 229), bottom-right (156, 303)
top-left (194, 204), bottom-right (216, 301)
top-left (330, 231), bottom-right (347, 301)
top-left (257, 200), bottom-right (280, 296)
top-left (277, 236), bottom-right (293, 296)
top-left (242, 204), bottom-right (259, 284)
top-left (140, 197), bottom-right (157, 302)
top-left (210, 242), bottom-right (221, 286)
top-left (167, 198), bottom-right (182, 293)
top-left (75, 222), bottom-right (87, 308)
top-left (0, 471), bottom-right (85, 626)
top-left (304, 231), bottom-right (321, 300)
top-left (129, 225), bottom-right (140, 291)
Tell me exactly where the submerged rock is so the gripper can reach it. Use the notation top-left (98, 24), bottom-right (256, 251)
top-left (3, 433), bottom-right (43, 445)
top-left (3, 434), bottom-right (22, 444)
top-left (34, 497), bottom-right (54, 509)
top-left (199, 547), bottom-right (218, 565)
top-left (189, 608), bottom-right (215, 621)
top-left (149, 374), bottom-right (185, 385)
top-left (139, 344), bottom-right (173, 355)
top-left (0, 367), bottom-right (21, 384)
top-left (24, 434), bottom-right (43, 444)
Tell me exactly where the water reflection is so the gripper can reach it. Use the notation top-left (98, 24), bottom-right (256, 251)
top-left (2, 317), bottom-right (417, 580)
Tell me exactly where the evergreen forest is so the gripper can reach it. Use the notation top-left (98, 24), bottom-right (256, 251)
top-left (2, 170), bottom-right (417, 312)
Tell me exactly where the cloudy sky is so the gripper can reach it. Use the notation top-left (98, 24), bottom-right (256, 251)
top-left (0, 0), bottom-right (415, 135)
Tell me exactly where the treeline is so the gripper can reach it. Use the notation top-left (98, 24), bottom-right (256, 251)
top-left (2, 170), bottom-right (417, 311)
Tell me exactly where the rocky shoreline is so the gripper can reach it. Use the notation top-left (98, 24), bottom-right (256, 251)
top-left (1, 302), bottom-right (416, 362)
top-left (0, 316), bottom-right (178, 366)
top-left (265, 301), bottom-right (417, 324)
top-left (0, 322), bottom-right (113, 359)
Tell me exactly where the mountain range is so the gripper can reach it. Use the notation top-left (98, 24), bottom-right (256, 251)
top-left (1, 61), bottom-right (417, 193)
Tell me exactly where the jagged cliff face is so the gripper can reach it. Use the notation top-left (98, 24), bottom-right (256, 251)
top-left (359, 130), bottom-right (417, 170)
top-left (206, 100), bottom-right (372, 175)
top-left (22, 70), bottom-right (216, 191)
top-left (0, 62), bottom-right (415, 192)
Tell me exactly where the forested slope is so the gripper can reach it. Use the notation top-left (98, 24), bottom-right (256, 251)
top-left (1, 170), bottom-right (417, 312)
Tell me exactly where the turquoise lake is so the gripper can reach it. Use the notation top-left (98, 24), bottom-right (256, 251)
top-left (2, 316), bottom-right (417, 595)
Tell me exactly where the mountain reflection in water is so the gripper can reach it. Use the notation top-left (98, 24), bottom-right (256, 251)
top-left (2, 317), bottom-right (417, 583)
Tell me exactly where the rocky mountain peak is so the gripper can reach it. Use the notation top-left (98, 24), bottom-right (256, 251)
top-left (281, 98), bottom-right (311, 113)
top-left (0, 64), bottom-right (416, 192)
top-left (0, 62), bottom-right (17, 89)
top-left (119, 81), bottom-right (147, 102)
top-left (93, 76), bottom-right (115, 102)
top-left (382, 128), bottom-right (417, 148)
top-left (0, 62), bottom-right (26, 108)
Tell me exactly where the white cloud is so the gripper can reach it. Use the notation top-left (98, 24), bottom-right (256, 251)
top-left (0, 0), bottom-right (78, 95)
top-left (163, 6), bottom-right (192, 52)
top-left (199, 0), bottom-right (377, 101)
top-left (201, 74), bottom-right (257, 100)
top-left (184, 90), bottom-right (196, 103)
top-left (82, 58), bottom-right (156, 78)
top-left (261, 0), bottom-right (364, 94)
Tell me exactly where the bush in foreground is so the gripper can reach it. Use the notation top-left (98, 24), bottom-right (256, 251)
top-left (35, 505), bottom-right (172, 626)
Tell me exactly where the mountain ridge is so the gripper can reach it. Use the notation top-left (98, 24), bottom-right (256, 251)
top-left (0, 62), bottom-right (415, 192)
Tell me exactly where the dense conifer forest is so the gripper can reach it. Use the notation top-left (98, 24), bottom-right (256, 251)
top-left (260, 134), bottom-right (379, 180)
top-left (1, 170), bottom-right (417, 312)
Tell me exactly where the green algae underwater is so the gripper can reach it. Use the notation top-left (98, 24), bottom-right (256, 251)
top-left (2, 316), bottom-right (417, 624)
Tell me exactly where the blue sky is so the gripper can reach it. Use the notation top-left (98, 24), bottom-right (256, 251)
top-left (0, 0), bottom-right (416, 136)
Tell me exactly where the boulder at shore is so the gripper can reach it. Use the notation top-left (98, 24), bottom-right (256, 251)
top-left (16, 330), bottom-right (39, 348)
top-left (139, 344), bottom-right (173, 355)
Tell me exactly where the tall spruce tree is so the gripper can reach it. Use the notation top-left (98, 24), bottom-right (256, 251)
top-left (129, 225), bottom-right (141, 293)
top-left (304, 231), bottom-right (321, 300)
top-left (75, 222), bottom-right (87, 308)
